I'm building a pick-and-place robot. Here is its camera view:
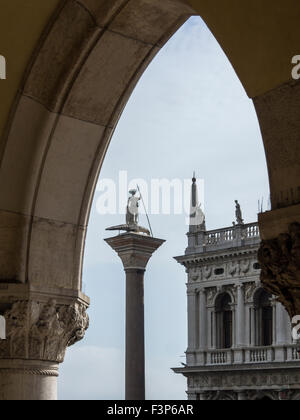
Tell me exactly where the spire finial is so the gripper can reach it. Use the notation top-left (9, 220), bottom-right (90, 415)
top-left (192, 171), bottom-right (196, 183)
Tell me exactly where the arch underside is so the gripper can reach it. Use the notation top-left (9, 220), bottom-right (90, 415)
top-left (0, 0), bottom-right (299, 297)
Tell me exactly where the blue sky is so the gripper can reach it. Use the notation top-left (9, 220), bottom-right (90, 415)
top-left (58, 16), bottom-right (269, 400)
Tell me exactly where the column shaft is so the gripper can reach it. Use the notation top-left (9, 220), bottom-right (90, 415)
top-left (236, 286), bottom-right (245, 347)
top-left (125, 269), bottom-right (145, 400)
top-left (199, 290), bottom-right (207, 349)
top-left (187, 291), bottom-right (197, 350)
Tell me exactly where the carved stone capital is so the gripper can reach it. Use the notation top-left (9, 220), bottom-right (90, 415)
top-left (258, 222), bottom-right (300, 318)
top-left (0, 299), bottom-right (89, 363)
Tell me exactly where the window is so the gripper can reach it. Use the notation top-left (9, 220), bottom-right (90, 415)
top-left (215, 293), bottom-right (232, 349)
top-left (214, 268), bottom-right (224, 275)
top-left (253, 262), bottom-right (260, 270)
top-left (254, 289), bottom-right (273, 346)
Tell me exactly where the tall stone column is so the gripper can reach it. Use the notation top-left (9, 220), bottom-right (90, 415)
top-left (105, 233), bottom-right (164, 401)
top-left (0, 296), bottom-right (89, 400)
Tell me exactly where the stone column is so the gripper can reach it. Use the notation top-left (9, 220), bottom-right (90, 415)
top-left (236, 285), bottom-right (245, 347)
top-left (212, 311), bottom-right (217, 349)
top-left (0, 297), bottom-right (89, 400)
top-left (250, 307), bottom-right (256, 346)
top-left (199, 289), bottom-right (207, 349)
top-left (187, 290), bottom-right (197, 351)
top-left (276, 302), bottom-right (287, 345)
top-left (105, 233), bottom-right (164, 401)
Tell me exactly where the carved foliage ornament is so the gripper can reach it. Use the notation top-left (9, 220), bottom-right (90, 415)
top-left (258, 222), bottom-right (300, 318)
top-left (0, 299), bottom-right (89, 363)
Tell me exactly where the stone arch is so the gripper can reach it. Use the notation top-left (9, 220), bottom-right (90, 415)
top-left (0, 0), bottom-right (195, 290)
top-left (0, 0), bottom-right (298, 309)
top-left (0, 0), bottom-right (300, 401)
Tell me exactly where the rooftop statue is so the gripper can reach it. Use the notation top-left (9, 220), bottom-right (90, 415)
top-left (106, 189), bottom-right (150, 236)
top-left (235, 200), bottom-right (244, 225)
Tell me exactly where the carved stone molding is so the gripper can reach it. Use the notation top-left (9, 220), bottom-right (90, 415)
top-left (258, 222), bottom-right (300, 318)
top-left (0, 299), bottom-right (89, 363)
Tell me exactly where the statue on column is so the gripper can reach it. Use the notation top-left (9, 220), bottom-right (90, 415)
top-left (126, 189), bottom-right (141, 226)
top-left (106, 189), bottom-right (150, 236)
top-left (235, 200), bottom-right (244, 225)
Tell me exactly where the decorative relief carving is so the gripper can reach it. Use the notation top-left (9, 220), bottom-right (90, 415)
top-left (244, 282), bottom-right (256, 302)
top-left (240, 259), bottom-right (250, 274)
top-left (0, 299), bottom-right (89, 363)
top-left (206, 287), bottom-right (217, 305)
top-left (228, 261), bottom-right (239, 276)
top-left (258, 222), bottom-right (300, 318)
top-left (203, 266), bottom-right (212, 279)
top-left (190, 370), bottom-right (300, 391)
top-left (189, 267), bottom-right (201, 282)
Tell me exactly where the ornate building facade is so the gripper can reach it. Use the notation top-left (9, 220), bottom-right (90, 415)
top-left (173, 178), bottom-right (300, 400)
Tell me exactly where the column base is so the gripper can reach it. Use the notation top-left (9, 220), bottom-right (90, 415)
top-left (0, 360), bottom-right (59, 400)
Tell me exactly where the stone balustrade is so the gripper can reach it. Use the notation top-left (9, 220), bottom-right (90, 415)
top-left (203, 223), bottom-right (260, 250)
top-left (190, 344), bottom-right (300, 366)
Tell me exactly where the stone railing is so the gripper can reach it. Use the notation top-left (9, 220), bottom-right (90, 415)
top-left (191, 345), bottom-right (300, 366)
top-left (248, 347), bottom-right (271, 362)
top-left (209, 350), bottom-right (231, 365)
top-left (203, 222), bottom-right (260, 251)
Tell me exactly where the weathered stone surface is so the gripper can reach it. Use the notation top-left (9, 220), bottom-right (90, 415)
top-left (254, 80), bottom-right (300, 210)
top-left (76, 0), bottom-right (128, 27)
top-left (0, 210), bottom-right (30, 283)
top-left (109, 0), bottom-right (193, 45)
top-left (28, 217), bottom-right (85, 290)
top-left (0, 97), bottom-right (57, 216)
top-left (63, 30), bottom-right (153, 126)
top-left (24, 0), bottom-right (102, 112)
top-left (33, 115), bottom-right (107, 224)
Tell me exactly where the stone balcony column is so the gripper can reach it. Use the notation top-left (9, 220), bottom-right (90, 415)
top-left (0, 294), bottom-right (89, 400)
top-left (105, 233), bottom-right (164, 401)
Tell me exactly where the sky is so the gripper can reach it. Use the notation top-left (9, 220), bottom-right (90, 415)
top-left (58, 16), bottom-right (270, 400)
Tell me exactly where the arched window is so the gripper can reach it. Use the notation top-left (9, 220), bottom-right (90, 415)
top-left (215, 293), bottom-right (232, 349)
top-left (254, 289), bottom-right (273, 346)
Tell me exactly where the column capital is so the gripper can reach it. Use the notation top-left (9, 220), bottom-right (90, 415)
top-left (258, 221), bottom-right (300, 318)
top-left (0, 298), bottom-right (89, 364)
top-left (105, 233), bottom-right (165, 270)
